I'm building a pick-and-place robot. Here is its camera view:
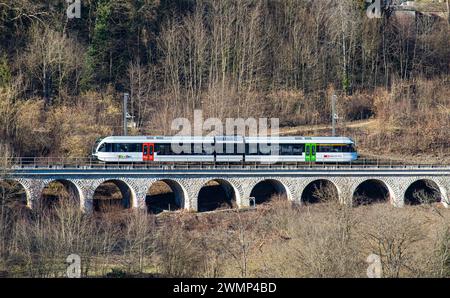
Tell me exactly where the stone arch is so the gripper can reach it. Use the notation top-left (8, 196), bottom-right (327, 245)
top-left (146, 179), bottom-right (188, 213)
top-left (301, 179), bottom-right (340, 204)
top-left (404, 179), bottom-right (445, 206)
top-left (197, 179), bottom-right (239, 212)
top-left (40, 179), bottom-right (83, 210)
top-left (352, 179), bottom-right (394, 206)
top-left (0, 179), bottom-right (30, 208)
top-left (93, 179), bottom-right (136, 212)
top-left (249, 179), bottom-right (292, 205)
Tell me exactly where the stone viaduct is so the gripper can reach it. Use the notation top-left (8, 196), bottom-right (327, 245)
top-left (2, 164), bottom-right (449, 213)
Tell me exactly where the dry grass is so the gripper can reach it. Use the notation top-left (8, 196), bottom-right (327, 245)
top-left (0, 194), bottom-right (449, 278)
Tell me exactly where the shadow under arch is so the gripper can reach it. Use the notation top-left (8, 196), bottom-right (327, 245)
top-left (301, 179), bottom-right (339, 204)
top-left (40, 179), bottom-right (82, 210)
top-left (93, 179), bottom-right (135, 212)
top-left (0, 179), bottom-right (29, 209)
top-left (404, 179), bottom-right (443, 206)
top-left (353, 179), bottom-right (392, 206)
top-left (250, 179), bottom-right (290, 205)
top-left (198, 179), bottom-right (239, 212)
top-left (146, 179), bottom-right (187, 214)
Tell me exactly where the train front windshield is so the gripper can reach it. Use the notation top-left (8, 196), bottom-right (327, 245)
top-left (92, 138), bottom-right (103, 155)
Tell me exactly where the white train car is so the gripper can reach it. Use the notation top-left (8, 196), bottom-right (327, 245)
top-left (93, 136), bottom-right (215, 163)
top-left (244, 136), bottom-right (358, 163)
top-left (92, 135), bottom-right (358, 163)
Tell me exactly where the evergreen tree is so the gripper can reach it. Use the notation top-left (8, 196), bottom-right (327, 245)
top-left (83, 0), bottom-right (113, 89)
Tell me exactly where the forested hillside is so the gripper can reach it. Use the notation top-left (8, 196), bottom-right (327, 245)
top-left (0, 0), bottom-right (449, 158)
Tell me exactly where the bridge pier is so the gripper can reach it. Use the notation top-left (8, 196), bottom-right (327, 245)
top-left (15, 179), bottom-right (44, 209)
top-left (436, 178), bottom-right (449, 208)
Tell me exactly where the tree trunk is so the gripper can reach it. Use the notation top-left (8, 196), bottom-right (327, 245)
top-left (447, 0), bottom-right (450, 25)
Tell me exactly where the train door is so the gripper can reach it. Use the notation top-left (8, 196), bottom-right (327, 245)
top-left (143, 143), bottom-right (154, 162)
top-left (305, 143), bottom-right (317, 162)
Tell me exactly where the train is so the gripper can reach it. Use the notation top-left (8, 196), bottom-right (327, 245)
top-left (92, 136), bottom-right (358, 163)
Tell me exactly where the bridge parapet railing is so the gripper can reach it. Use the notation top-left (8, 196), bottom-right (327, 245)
top-left (3, 157), bottom-right (450, 171)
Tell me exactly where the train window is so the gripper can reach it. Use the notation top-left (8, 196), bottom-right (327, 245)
top-left (176, 143), bottom-right (192, 155)
top-left (258, 143), bottom-right (272, 155)
top-left (258, 144), bottom-right (266, 155)
top-left (203, 143), bottom-right (215, 155)
top-left (156, 143), bottom-right (169, 155)
top-left (155, 144), bottom-right (162, 154)
top-left (167, 143), bottom-right (183, 155)
top-left (157, 143), bottom-right (169, 155)
top-left (228, 144), bottom-right (237, 155)
top-left (192, 144), bottom-right (204, 155)
top-left (273, 144), bottom-right (280, 155)
top-left (246, 144), bottom-right (258, 155)
top-left (98, 143), bottom-right (106, 152)
top-left (342, 144), bottom-right (356, 153)
top-left (280, 144), bottom-right (304, 155)
top-left (283, 145), bottom-right (293, 155)
top-left (280, 145), bottom-right (293, 155)
top-left (112, 143), bottom-right (141, 152)
top-left (219, 144), bottom-right (227, 155)
top-left (318, 145), bottom-right (348, 153)
top-left (236, 143), bottom-right (245, 155)
top-left (225, 143), bottom-right (243, 155)
top-left (119, 144), bottom-right (128, 152)
top-left (293, 144), bottom-right (304, 154)
top-left (223, 143), bottom-right (234, 155)
top-left (214, 143), bottom-right (223, 155)
top-left (106, 143), bottom-right (113, 152)
top-left (168, 143), bottom-right (176, 155)
top-left (131, 144), bottom-right (139, 152)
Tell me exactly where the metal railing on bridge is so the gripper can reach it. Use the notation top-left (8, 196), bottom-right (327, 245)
top-left (3, 157), bottom-right (450, 171)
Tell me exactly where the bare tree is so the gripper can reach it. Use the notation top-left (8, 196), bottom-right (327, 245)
top-left (362, 206), bottom-right (424, 278)
top-left (155, 220), bottom-right (203, 277)
top-left (122, 210), bottom-right (155, 273)
top-left (24, 24), bottom-right (84, 105)
top-left (0, 74), bottom-right (25, 141)
top-left (215, 210), bottom-right (265, 277)
top-left (433, 226), bottom-right (450, 278)
top-left (128, 61), bottom-right (153, 130)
